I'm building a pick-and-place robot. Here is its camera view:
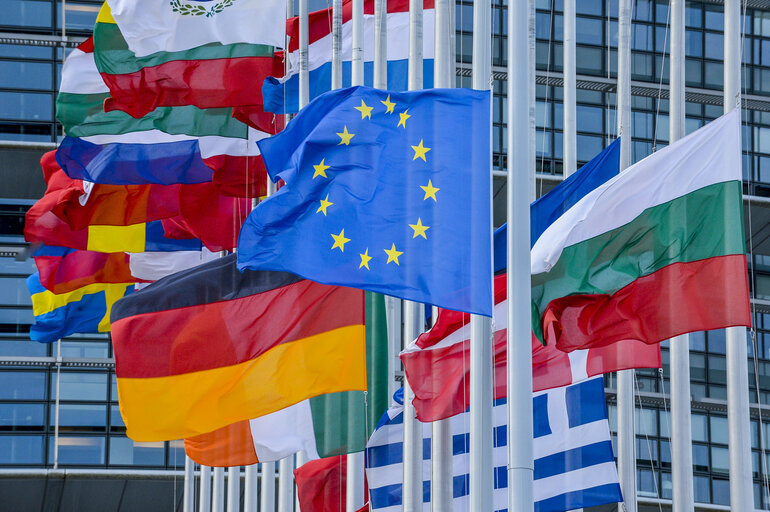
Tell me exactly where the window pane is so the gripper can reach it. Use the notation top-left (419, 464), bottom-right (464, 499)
top-left (635, 407), bottom-right (657, 436)
top-left (692, 413), bottom-right (708, 442)
top-left (60, 341), bottom-right (109, 359)
top-left (1, 0), bottom-right (52, 28)
top-left (0, 61), bottom-right (52, 91)
top-left (109, 437), bottom-right (165, 466)
top-left (637, 468), bottom-right (657, 497)
top-left (0, 403), bottom-right (45, 431)
top-left (0, 435), bottom-right (44, 464)
top-left (576, 17), bottom-right (603, 45)
top-left (712, 478), bottom-right (730, 506)
top-left (704, 32), bottom-right (724, 60)
top-left (577, 105), bottom-right (603, 134)
top-left (0, 371), bottom-right (46, 400)
top-left (58, 2), bottom-right (101, 31)
top-left (576, 134), bottom-right (603, 162)
top-left (0, 91), bottom-right (52, 121)
top-left (0, 340), bottom-right (48, 358)
top-left (711, 415), bottom-right (729, 445)
top-left (708, 329), bottom-right (726, 353)
top-left (576, 46), bottom-right (603, 75)
top-left (54, 372), bottom-right (108, 401)
top-left (50, 436), bottom-right (105, 465)
top-left (712, 446), bottom-right (730, 474)
top-left (50, 404), bottom-right (106, 431)
top-left (694, 475), bottom-right (710, 503)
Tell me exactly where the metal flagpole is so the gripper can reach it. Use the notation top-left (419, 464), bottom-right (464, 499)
top-left (227, 467), bottom-right (240, 512)
top-left (402, 1), bottom-right (424, 511)
top-left (278, 458), bottom-right (294, 512)
top-left (352, 0), bottom-right (364, 86)
top-left (260, 463), bottom-right (276, 512)
top-left (470, 0), bottom-right (493, 509)
top-left (616, 1), bottom-right (636, 511)
top-left (528, 0), bottom-right (536, 202)
top-left (669, 1), bottom-right (695, 510)
top-left (373, 0), bottom-right (386, 89)
top-left (724, 0), bottom-right (754, 509)
top-left (430, 0), bottom-right (453, 510)
top-left (213, 467), bottom-right (225, 511)
top-left (200, 465), bottom-right (212, 512)
top-left (563, 0), bottom-right (576, 177)
top-left (244, 465), bottom-right (258, 512)
top-left (332, 0), bottom-right (343, 89)
top-left (507, 1), bottom-right (533, 511)
top-left (184, 457), bottom-right (196, 512)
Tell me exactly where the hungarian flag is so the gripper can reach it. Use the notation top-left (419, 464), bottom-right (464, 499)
top-left (57, 37), bottom-right (270, 196)
top-left (400, 273), bottom-right (661, 421)
top-left (184, 293), bottom-right (390, 467)
top-left (110, 254), bottom-right (367, 441)
top-left (532, 109), bottom-right (751, 351)
top-left (94, 2), bottom-right (282, 119)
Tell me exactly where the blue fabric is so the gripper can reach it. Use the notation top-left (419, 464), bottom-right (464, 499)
top-left (493, 138), bottom-right (620, 272)
top-left (534, 484), bottom-right (624, 512)
top-left (565, 376), bottom-right (608, 428)
top-left (56, 136), bottom-right (215, 185)
top-left (239, 86), bottom-right (493, 316)
top-left (144, 221), bottom-right (203, 252)
top-left (262, 59), bottom-right (435, 115)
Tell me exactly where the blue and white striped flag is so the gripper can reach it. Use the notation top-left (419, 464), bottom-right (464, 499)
top-left (365, 377), bottom-right (623, 512)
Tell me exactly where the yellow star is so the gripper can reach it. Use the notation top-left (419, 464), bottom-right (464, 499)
top-left (313, 158), bottom-right (330, 179)
top-left (384, 243), bottom-right (403, 265)
top-left (381, 95), bottom-right (396, 114)
top-left (316, 194), bottom-right (333, 216)
top-left (397, 110), bottom-right (411, 128)
top-left (409, 218), bottom-right (430, 239)
top-left (331, 229), bottom-right (350, 252)
top-left (354, 99), bottom-right (373, 120)
top-left (411, 140), bottom-right (431, 161)
top-left (420, 180), bottom-right (440, 201)
top-left (337, 126), bottom-right (355, 145)
top-left (359, 248), bottom-right (372, 270)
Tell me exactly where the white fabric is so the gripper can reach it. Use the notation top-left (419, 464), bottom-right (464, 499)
top-left (80, 128), bottom-right (266, 157)
top-left (59, 47), bottom-right (110, 95)
top-left (106, 0), bottom-right (286, 57)
top-left (531, 109), bottom-right (741, 274)
top-left (249, 400), bottom-right (320, 462)
top-left (129, 249), bottom-right (218, 281)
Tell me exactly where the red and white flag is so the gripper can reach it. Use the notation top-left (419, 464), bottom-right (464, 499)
top-left (400, 273), bottom-right (661, 421)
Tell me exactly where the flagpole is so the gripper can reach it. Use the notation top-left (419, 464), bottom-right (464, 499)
top-left (668, 1), bottom-right (695, 510)
top-left (528, 0), bottom-right (536, 201)
top-left (373, 0), bottom-right (386, 89)
top-left (470, 0), bottom-right (493, 509)
top-left (332, 0), bottom-right (342, 89)
top-left (184, 457), bottom-right (196, 512)
top-left (352, 0), bottom-right (364, 86)
top-left (506, 0), bottom-right (533, 511)
top-left (260, 463), bottom-right (276, 512)
top-left (244, 465), bottom-right (258, 512)
top-left (563, 0), bottom-right (576, 177)
top-left (616, 1), bottom-right (636, 511)
top-left (278, 457), bottom-right (294, 512)
top-left (724, 0), bottom-right (754, 508)
top-left (200, 465), bottom-right (212, 512)
top-left (430, 0), bottom-right (453, 510)
top-left (403, 3), bottom-right (425, 511)
top-left (212, 467), bottom-right (225, 511)
top-left (226, 467), bottom-right (240, 512)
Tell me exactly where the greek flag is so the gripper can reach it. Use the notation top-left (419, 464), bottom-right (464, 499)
top-left (365, 377), bottom-right (623, 512)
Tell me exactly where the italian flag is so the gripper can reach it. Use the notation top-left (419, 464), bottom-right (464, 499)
top-left (532, 109), bottom-right (751, 351)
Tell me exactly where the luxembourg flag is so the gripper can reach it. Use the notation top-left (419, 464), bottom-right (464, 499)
top-left (263, 0), bottom-right (435, 115)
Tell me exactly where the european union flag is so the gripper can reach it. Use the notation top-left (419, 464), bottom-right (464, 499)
top-left (237, 86), bottom-right (492, 316)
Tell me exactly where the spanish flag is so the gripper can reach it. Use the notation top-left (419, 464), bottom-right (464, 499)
top-left (110, 254), bottom-right (366, 442)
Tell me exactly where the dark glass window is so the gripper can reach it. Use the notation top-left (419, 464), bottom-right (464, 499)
top-left (0, 371), bottom-right (46, 400)
top-left (0, 435), bottom-right (44, 464)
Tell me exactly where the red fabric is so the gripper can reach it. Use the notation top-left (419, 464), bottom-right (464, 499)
top-left (401, 273), bottom-right (662, 421)
top-left (205, 154), bottom-right (268, 198)
top-left (294, 456), bottom-right (347, 512)
top-left (101, 55), bottom-right (276, 118)
top-left (543, 255), bottom-right (752, 351)
top-left (35, 250), bottom-right (137, 294)
top-left (232, 104), bottom-right (286, 135)
top-left (177, 184), bottom-right (250, 251)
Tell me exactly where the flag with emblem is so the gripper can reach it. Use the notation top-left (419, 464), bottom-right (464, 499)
top-left (237, 86), bottom-right (492, 316)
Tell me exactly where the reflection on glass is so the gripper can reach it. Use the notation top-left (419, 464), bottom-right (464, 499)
top-left (0, 403), bottom-right (45, 430)
top-left (109, 437), bottom-right (164, 466)
top-left (49, 404), bottom-right (106, 431)
top-left (0, 435), bottom-right (44, 464)
top-left (49, 436), bottom-right (105, 465)
top-left (0, 371), bottom-right (46, 400)
top-left (53, 372), bottom-right (108, 401)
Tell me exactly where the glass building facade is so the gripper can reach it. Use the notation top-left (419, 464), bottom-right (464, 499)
top-left (2, 0), bottom-right (770, 510)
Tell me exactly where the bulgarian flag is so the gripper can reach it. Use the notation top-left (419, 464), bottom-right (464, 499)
top-left (532, 109), bottom-right (751, 351)
top-left (94, 2), bottom-right (282, 119)
top-left (184, 293), bottom-right (390, 467)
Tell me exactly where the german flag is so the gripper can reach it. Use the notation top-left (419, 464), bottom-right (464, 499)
top-left (110, 254), bottom-right (366, 442)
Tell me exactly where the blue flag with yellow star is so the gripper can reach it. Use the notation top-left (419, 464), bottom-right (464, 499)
top-left (237, 86), bottom-right (492, 316)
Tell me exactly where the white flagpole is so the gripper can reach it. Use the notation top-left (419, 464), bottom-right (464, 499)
top-left (373, 0), bottom-right (387, 89)
top-left (244, 465), bottom-right (258, 512)
top-left (212, 467), bottom-right (225, 511)
top-left (616, 1), bottom-right (636, 511)
top-left (402, 1), bottom-right (424, 511)
top-left (724, 0), bottom-right (754, 509)
top-left (563, 0), bottom-right (576, 177)
top-left (669, 1), bottom-right (695, 510)
top-left (226, 467), bottom-right (240, 512)
top-left (184, 457), bottom-right (196, 512)
top-left (470, 0), bottom-right (493, 509)
top-left (507, 0), bottom-right (533, 511)
top-left (430, 0), bottom-right (453, 510)
top-left (200, 465), bottom-right (212, 512)
top-left (260, 463), bottom-right (276, 512)
top-left (278, 457), bottom-right (294, 512)
top-left (352, 0), bottom-right (364, 86)
top-left (332, 0), bottom-right (343, 89)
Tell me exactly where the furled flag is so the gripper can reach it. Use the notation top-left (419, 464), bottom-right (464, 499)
top-left (400, 273), bottom-right (661, 421)
top-left (94, 2), bottom-right (283, 119)
top-left (110, 254), bottom-right (366, 441)
top-left (263, 0), bottom-right (435, 115)
top-left (33, 245), bottom-right (140, 294)
top-left (27, 272), bottom-right (133, 343)
top-left (365, 378), bottom-right (623, 512)
top-left (532, 109), bottom-right (751, 351)
top-left (184, 292), bottom-right (390, 467)
top-left (238, 86), bottom-right (492, 316)
top-left (493, 138), bottom-right (620, 272)
top-left (57, 37), bottom-right (270, 195)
